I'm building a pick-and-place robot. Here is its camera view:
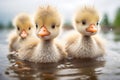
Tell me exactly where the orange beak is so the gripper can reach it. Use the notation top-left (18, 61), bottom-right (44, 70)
top-left (20, 30), bottom-right (28, 38)
top-left (86, 24), bottom-right (97, 33)
top-left (37, 26), bottom-right (50, 37)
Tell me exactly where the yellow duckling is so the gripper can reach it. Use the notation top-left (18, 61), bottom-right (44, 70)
top-left (17, 6), bottom-right (67, 63)
top-left (8, 13), bottom-right (38, 53)
top-left (65, 6), bottom-right (105, 59)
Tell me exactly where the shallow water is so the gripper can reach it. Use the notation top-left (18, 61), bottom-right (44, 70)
top-left (0, 30), bottom-right (120, 80)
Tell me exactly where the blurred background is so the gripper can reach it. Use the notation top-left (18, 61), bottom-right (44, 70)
top-left (0, 1), bottom-right (120, 80)
top-left (0, 0), bottom-right (120, 41)
top-left (0, 1), bottom-right (119, 29)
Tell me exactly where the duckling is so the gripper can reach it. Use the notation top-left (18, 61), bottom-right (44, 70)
top-left (17, 6), bottom-right (67, 63)
top-left (8, 13), bottom-right (38, 53)
top-left (65, 6), bottom-right (105, 59)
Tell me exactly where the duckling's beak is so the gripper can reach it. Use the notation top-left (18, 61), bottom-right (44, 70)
top-left (37, 26), bottom-right (50, 37)
top-left (86, 24), bottom-right (97, 33)
top-left (20, 30), bottom-right (28, 38)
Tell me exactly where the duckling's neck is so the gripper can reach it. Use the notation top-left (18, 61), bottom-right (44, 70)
top-left (19, 37), bottom-right (27, 42)
top-left (34, 39), bottom-right (61, 62)
top-left (40, 39), bottom-right (54, 46)
top-left (38, 39), bottom-right (58, 55)
top-left (81, 35), bottom-right (93, 45)
top-left (82, 35), bottom-right (91, 39)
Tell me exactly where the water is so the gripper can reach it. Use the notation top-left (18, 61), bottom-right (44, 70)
top-left (0, 30), bottom-right (120, 80)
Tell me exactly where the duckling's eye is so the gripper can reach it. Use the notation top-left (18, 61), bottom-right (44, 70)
top-left (29, 27), bottom-right (31, 30)
top-left (96, 22), bottom-right (99, 25)
top-left (51, 24), bottom-right (55, 29)
top-left (17, 27), bottom-right (20, 31)
top-left (82, 20), bottom-right (86, 25)
top-left (36, 24), bottom-right (38, 29)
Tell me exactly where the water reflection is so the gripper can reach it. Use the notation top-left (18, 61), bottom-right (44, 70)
top-left (6, 56), bottom-right (105, 80)
top-left (6, 59), bottom-right (59, 80)
top-left (56, 59), bottom-right (105, 80)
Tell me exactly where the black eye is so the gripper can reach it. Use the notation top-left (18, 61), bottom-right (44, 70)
top-left (82, 20), bottom-right (86, 25)
top-left (51, 24), bottom-right (55, 29)
top-left (17, 26), bottom-right (20, 31)
top-left (96, 22), bottom-right (99, 25)
top-left (29, 27), bottom-right (31, 30)
top-left (36, 24), bottom-right (38, 28)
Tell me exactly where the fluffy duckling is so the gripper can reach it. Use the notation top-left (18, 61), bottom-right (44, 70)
top-left (17, 6), bottom-right (67, 63)
top-left (8, 13), bottom-right (38, 52)
top-left (65, 6), bottom-right (105, 59)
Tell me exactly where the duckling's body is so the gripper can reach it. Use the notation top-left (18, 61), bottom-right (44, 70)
top-left (65, 7), bottom-right (105, 59)
top-left (29, 39), bottom-right (65, 62)
top-left (8, 31), bottom-right (19, 52)
top-left (8, 13), bottom-right (38, 52)
top-left (66, 31), bottom-right (104, 58)
top-left (17, 6), bottom-right (66, 63)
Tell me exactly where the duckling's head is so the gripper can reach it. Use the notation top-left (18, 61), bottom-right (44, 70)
top-left (74, 6), bottom-right (100, 36)
top-left (34, 6), bottom-right (62, 40)
top-left (13, 13), bottom-right (34, 39)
